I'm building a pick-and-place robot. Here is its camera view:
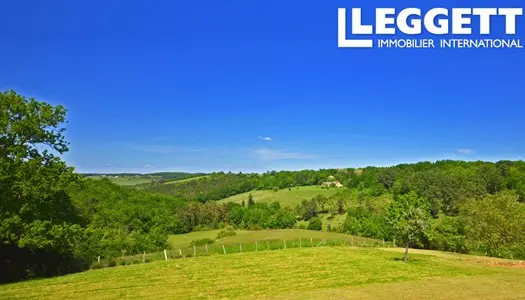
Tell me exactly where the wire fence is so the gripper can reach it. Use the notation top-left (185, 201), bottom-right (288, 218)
top-left (91, 237), bottom-right (394, 269)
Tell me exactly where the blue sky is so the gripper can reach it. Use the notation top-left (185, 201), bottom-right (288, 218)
top-left (1, 0), bottom-right (524, 173)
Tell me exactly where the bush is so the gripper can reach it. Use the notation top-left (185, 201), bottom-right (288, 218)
top-left (118, 260), bottom-right (126, 266)
top-left (217, 230), bottom-right (236, 239)
top-left (91, 262), bottom-right (104, 269)
top-left (189, 238), bottom-right (215, 247)
top-left (308, 217), bottom-right (322, 231)
top-left (296, 223), bottom-right (308, 230)
top-left (107, 260), bottom-right (117, 268)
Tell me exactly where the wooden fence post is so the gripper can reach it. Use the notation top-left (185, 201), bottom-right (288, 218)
top-left (164, 250), bottom-right (168, 261)
top-left (266, 240), bottom-right (269, 251)
top-left (223, 245), bottom-right (226, 254)
top-left (300, 238), bottom-right (302, 248)
top-left (393, 238), bottom-right (396, 247)
top-left (193, 245), bottom-right (196, 258)
top-left (310, 237), bottom-right (313, 247)
top-left (240, 242), bottom-right (243, 253)
top-left (205, 244), bottom-right (209, 256)
top-left (256, 241), bottom-right (258, 252)
top-left (179, 249), bottom-right (182, 256)
top-left (284, 240), bottom-right (287, 249)
top-left (97, 256), bottom-right (100, 263)
top-left (351, 237), bottom-right (354, 247)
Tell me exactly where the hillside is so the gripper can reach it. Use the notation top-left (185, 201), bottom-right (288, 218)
top-left (217, 186), bottom-right (342, 207)
top-left (167, 229), bottom-right (377, 249)
top-left (1, 247), bottom-right (524, 299)
top-left (84, 172), bottom-right (207, 186)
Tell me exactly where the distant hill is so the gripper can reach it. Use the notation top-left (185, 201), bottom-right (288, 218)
top-left (82, 172), bottom-right (208, 186)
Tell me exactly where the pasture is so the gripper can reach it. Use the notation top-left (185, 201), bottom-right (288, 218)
top-left (217, 186), bottom-right (343, 207)
top-left (167, 229), bottom-right (378, 250)
top-left (164, 175), bottom-right (210, 184)
top-left (1, 247), bottom-right (524, 300)
top-left (86, 176), bottom-right (157, 186)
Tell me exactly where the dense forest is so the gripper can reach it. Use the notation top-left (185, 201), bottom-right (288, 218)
top-left (2, 90), bottom-right (525, 283)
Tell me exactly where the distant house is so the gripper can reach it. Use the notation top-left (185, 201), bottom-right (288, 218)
top-left (321, 180), bottom-right (343, 188)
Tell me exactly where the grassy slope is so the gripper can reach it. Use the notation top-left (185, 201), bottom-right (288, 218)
top-left (164, 175), bottom-right (210, 184)
top-left (168, 229), bottom-right (376, 249)
top-left (217, 186), bottom-right (342, 207)
top-left (86, 176), bottom-right (156, 186)
top-left (2, 247), bottom-right (524, 300)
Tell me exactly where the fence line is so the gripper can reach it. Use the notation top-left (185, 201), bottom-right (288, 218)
top-left (91, 237), bottom-right (394, 269)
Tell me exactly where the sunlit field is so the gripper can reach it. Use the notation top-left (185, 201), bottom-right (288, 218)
top-left (2, 247), bottom-right (524, 300)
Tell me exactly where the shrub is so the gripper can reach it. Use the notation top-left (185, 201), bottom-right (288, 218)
top-left (297, 223), bottom-right (308, 230)
top-left (217, 230), bottom-right (236, 239)
top-left (107, 260), bottom-right (117, 268)
top-left (118, 260), bottom-right (126, 266)
top-left (91, 262), bottom-right (104, 269)
top-left (308, 217), bottom-right (322, 231)
top-left (189, 238), bottom-right (215, 247)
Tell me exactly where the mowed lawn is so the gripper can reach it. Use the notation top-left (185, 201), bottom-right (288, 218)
top-left (168, 229), bottom-right (378, 249)
top-left (217, 186), bottom-right (343, 207)
top-left (2, 247), bottom-right (524, 300)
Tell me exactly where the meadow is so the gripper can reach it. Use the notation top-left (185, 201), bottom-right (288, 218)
top-left (218, 186), bottom-right (343, 207)
top-left (2, 246), bottom-right (524, 300)
top-left (167, 229), bottom-right (379, 250)
top-left (86, 176), bottom-right (157, 186)
top-left (164, 175), bottom-right (210, 184)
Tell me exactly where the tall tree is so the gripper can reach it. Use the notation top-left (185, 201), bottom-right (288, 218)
top-left (387, 192), bottom-right (431, 261)
top-left (0, 90), bottom-right (82, 282)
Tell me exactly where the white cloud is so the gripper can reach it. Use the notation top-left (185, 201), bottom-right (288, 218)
top-left (456, 148), bottom-right (476, 155)
top-left (258, 136), bottom-right (272, 141)
top-left (253, 148), bottom-right (319, 160)
top-left (144, 164), bottom-right (153, 168)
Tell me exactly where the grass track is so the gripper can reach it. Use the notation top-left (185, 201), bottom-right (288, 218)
top-left (2, 247), bottom-right (523, 300)
top-left (217, 186), bottom-right (343, 207)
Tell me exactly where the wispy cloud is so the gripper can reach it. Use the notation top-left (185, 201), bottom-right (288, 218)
top-left (253, 148), bottom-right (320, 160)
top-left (130, 145), bottom-right (204, 154)
top-left (258, 136), bottom-right (272, 141)
top-left (456, 148), bottom-right (476, 155)
top-left (144, 164), bottom-right (153, 168)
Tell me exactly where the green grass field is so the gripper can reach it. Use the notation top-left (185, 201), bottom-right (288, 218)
top-left (217, 186), bottom-right (343, 207)
top-left (2, 247), bottom-right (524, 300)
top-left (167, 229), bottom-right (376, 250)
top-left (86, 176), bottom-right (156, 186)
top-left (164, 175), bottom-right (210, 184)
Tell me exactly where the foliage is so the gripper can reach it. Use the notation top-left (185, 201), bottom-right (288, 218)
top-left (307, 217), bottom-right (322, 231)
top-left (189, 238), bottom-right (215, 247)
top-left (387, 192), bottom-right (431, 260)
top-left (460, 191), bottom-right (525, 259)
top-left (0, 90), bottom-right (83, 282)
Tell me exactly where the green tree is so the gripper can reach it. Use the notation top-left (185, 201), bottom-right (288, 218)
top-left (0, 90), bottom-right (82, 282)
top-left (247, 193), bottom-right (255, 207)
top-left (460, 191), bottom-right (525, 259)
top-left (387, 192), bottom-right (431, 261)
top-left (307, 217), bottom-right (322, 231)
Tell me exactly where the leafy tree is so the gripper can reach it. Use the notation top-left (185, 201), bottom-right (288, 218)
top-left (247, 193), bottom-right (255, 207)
top-left (0, 90), bottom-right (82, 282)
top-left (307, 217), bottom-right (322, 231)
top-left (460, 191), bottom-right (525, 259)
top-left (387, 192), bottom-right (431, 261)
